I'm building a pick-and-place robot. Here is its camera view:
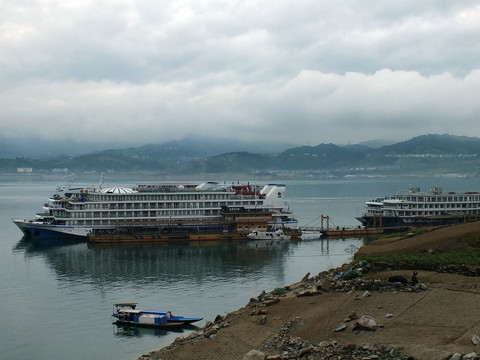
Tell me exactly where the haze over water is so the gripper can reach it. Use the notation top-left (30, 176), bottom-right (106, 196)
top-left (1, 176), bottom-right (478, 360)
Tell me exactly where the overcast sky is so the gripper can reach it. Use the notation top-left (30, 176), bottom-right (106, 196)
top-left (2, 1), bottom-right (480, 148)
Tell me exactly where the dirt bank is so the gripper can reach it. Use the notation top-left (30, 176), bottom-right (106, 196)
top-left (356, 220), bottom-right (480, 256)
top-left (140, 221), bottom-right (480, 360)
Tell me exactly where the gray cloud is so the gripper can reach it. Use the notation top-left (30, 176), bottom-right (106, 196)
top-left (1, 0), bottom-right (480, 149)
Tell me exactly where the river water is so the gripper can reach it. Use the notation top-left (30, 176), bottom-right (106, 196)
top-left (1, 176), bottom-right (478, 360)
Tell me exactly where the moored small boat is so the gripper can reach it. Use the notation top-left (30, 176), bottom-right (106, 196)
top-left (112, 303), bottom-right (202, 328)
top-left (246, 229), bottom-right (291, 241)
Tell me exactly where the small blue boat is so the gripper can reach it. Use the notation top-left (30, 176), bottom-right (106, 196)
top-left (112, 303), bottom-right (202, 328)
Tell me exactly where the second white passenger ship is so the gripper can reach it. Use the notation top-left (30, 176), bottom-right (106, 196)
top-left (356, 185), bottom-right (480, 228)
top-left (12, 178), bottom-right (298, 240)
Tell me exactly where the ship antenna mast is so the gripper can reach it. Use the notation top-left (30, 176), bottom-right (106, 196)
top-left (98, 172), bottom-right (105, 190)
top-left (67, 175), bottom-right (76, 190)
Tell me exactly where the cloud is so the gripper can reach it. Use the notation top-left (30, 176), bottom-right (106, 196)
top-left (1, 1), bottom-right (480, 149)
top-left (2, 69), bottom-right (480, 145)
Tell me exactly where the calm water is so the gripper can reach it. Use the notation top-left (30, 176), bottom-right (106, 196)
top-left (1, 176), bottom-right (478, 360)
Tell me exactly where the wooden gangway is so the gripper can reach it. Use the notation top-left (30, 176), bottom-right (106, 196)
top-left (299, 215), bottom-right (384, 237)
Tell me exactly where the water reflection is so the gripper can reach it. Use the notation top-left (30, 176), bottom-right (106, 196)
top-left (13, 237), bottom-right (301, 286)
top-left (112, 323), bottom-right (199, 338)
top-left (13, 235), bottom-right (84, 251)
top-left (12, 235), bottom-right (367, 295)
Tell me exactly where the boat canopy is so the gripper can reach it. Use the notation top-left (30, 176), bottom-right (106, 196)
top-left (114, 302), bottom-right (138, 307)
top-left (118, 309), bottom-right (142, 314)
top-left (100, 187), bottom-right (136, 194)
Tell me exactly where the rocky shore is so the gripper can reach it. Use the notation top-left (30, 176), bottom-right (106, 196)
top-left (139, 221), bottom-right (480, 360)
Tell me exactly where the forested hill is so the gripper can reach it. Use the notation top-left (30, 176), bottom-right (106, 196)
top-left (2, 134), bottom-right (480, 177)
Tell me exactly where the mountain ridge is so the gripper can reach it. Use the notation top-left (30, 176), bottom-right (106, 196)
top-left (2, 134), bottom-right (480, 177)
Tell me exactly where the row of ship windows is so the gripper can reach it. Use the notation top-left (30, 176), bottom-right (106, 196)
top-left (402, 196), bottom-right (480, 202)
top-left (384, 203), bottom-right (478, 209)
top-left (90, 194), bottom-right (244, 201)
top-left (369, 209), bottom-right (480, 215)
top-left (54, 210), bottom-right (271, 220)
top-left (65, 201), bottom-right (258, 210)
top-left (68, 210), bottom-right (217, 218)
top-left (64, 211), bottom-right (218, 224)
top-left (67, 220), bottom-right (265, 226)
top-left (386, 210), bottom-right (480, 216)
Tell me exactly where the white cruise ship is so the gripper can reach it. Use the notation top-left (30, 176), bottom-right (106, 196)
top-left (356, 186), bottom-right (480, 228)
top-left (12, 178), bottom-right (297, 240)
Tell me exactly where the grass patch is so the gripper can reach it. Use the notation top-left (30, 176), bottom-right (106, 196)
top-left (273, 287), bottom-right (286, 295)
top-left (465, 237), bottom-right (480, 248)
top-left (382, 227), bottom-right (430, 239)
top-left (357, 249), bottom-right (480, 267)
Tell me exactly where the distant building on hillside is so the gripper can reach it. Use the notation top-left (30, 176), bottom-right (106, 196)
top-left (52, 168), bottom-right (69, 173)
top-left (17, 168), bottom-right (33, 173)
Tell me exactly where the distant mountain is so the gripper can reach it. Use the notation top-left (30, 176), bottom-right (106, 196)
top-left (356, 139), bottom-right (396, 149)
top-left (377, 134), bottom-right (480, 155)
top-left (0, 136), bottom-right (295, 160)
top-left (181, 134), bottom-right (480, 175)
top-left (0, 137), bottom-right (119, 159)
top-left (340, 144), bottom-right (372, 152)
top-left (174, 152), bottom-right (277, 174)
top-left (275, 144), bottom-right (365, 170)
top-left (2, 134), bottom-right (480, 177)
top-left (62, 138), bottom-right (297, 173)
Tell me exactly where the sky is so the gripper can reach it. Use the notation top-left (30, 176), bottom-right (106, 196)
top-left (1, 0), bottom-right (480, 149)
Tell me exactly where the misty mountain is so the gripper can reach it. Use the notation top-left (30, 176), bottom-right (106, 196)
top-left (276, 144), bottom-right (367, 169)
top-left (2, 133), bottom-right (480, 176)
top-left (175, 134), bottom-right (480, 175)
top-left (0, 137), bottom-right (122, 159)
top-left (356, 139), bottom-right (397, 149)
top-left (173, 152), bottom-right (278, 175)
top-left (375, 134), bottom-right (480, 155)
top-left (0, 136), bottom-right (296, 159)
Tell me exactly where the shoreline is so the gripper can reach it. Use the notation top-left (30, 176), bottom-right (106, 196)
top-left (139, 221), bottom-right (480, 360)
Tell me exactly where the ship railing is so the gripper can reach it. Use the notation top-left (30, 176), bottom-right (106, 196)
top-left (45, 204), bottom-right (66, 209)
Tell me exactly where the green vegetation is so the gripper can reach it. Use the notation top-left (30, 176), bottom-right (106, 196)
top-left (273, 287), bottom-right (287, 295)
top-left (357, 249), bottom-right (480, 267)
top-left (381, 227), bottom-right (430, 238)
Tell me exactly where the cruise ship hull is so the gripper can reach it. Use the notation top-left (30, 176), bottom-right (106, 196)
top-left (13, 220), bottom-right (94, 239)
top-left (12, 180), bottom-right (299, 243)
top-left (356, 214), bottom-right (478, 229)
